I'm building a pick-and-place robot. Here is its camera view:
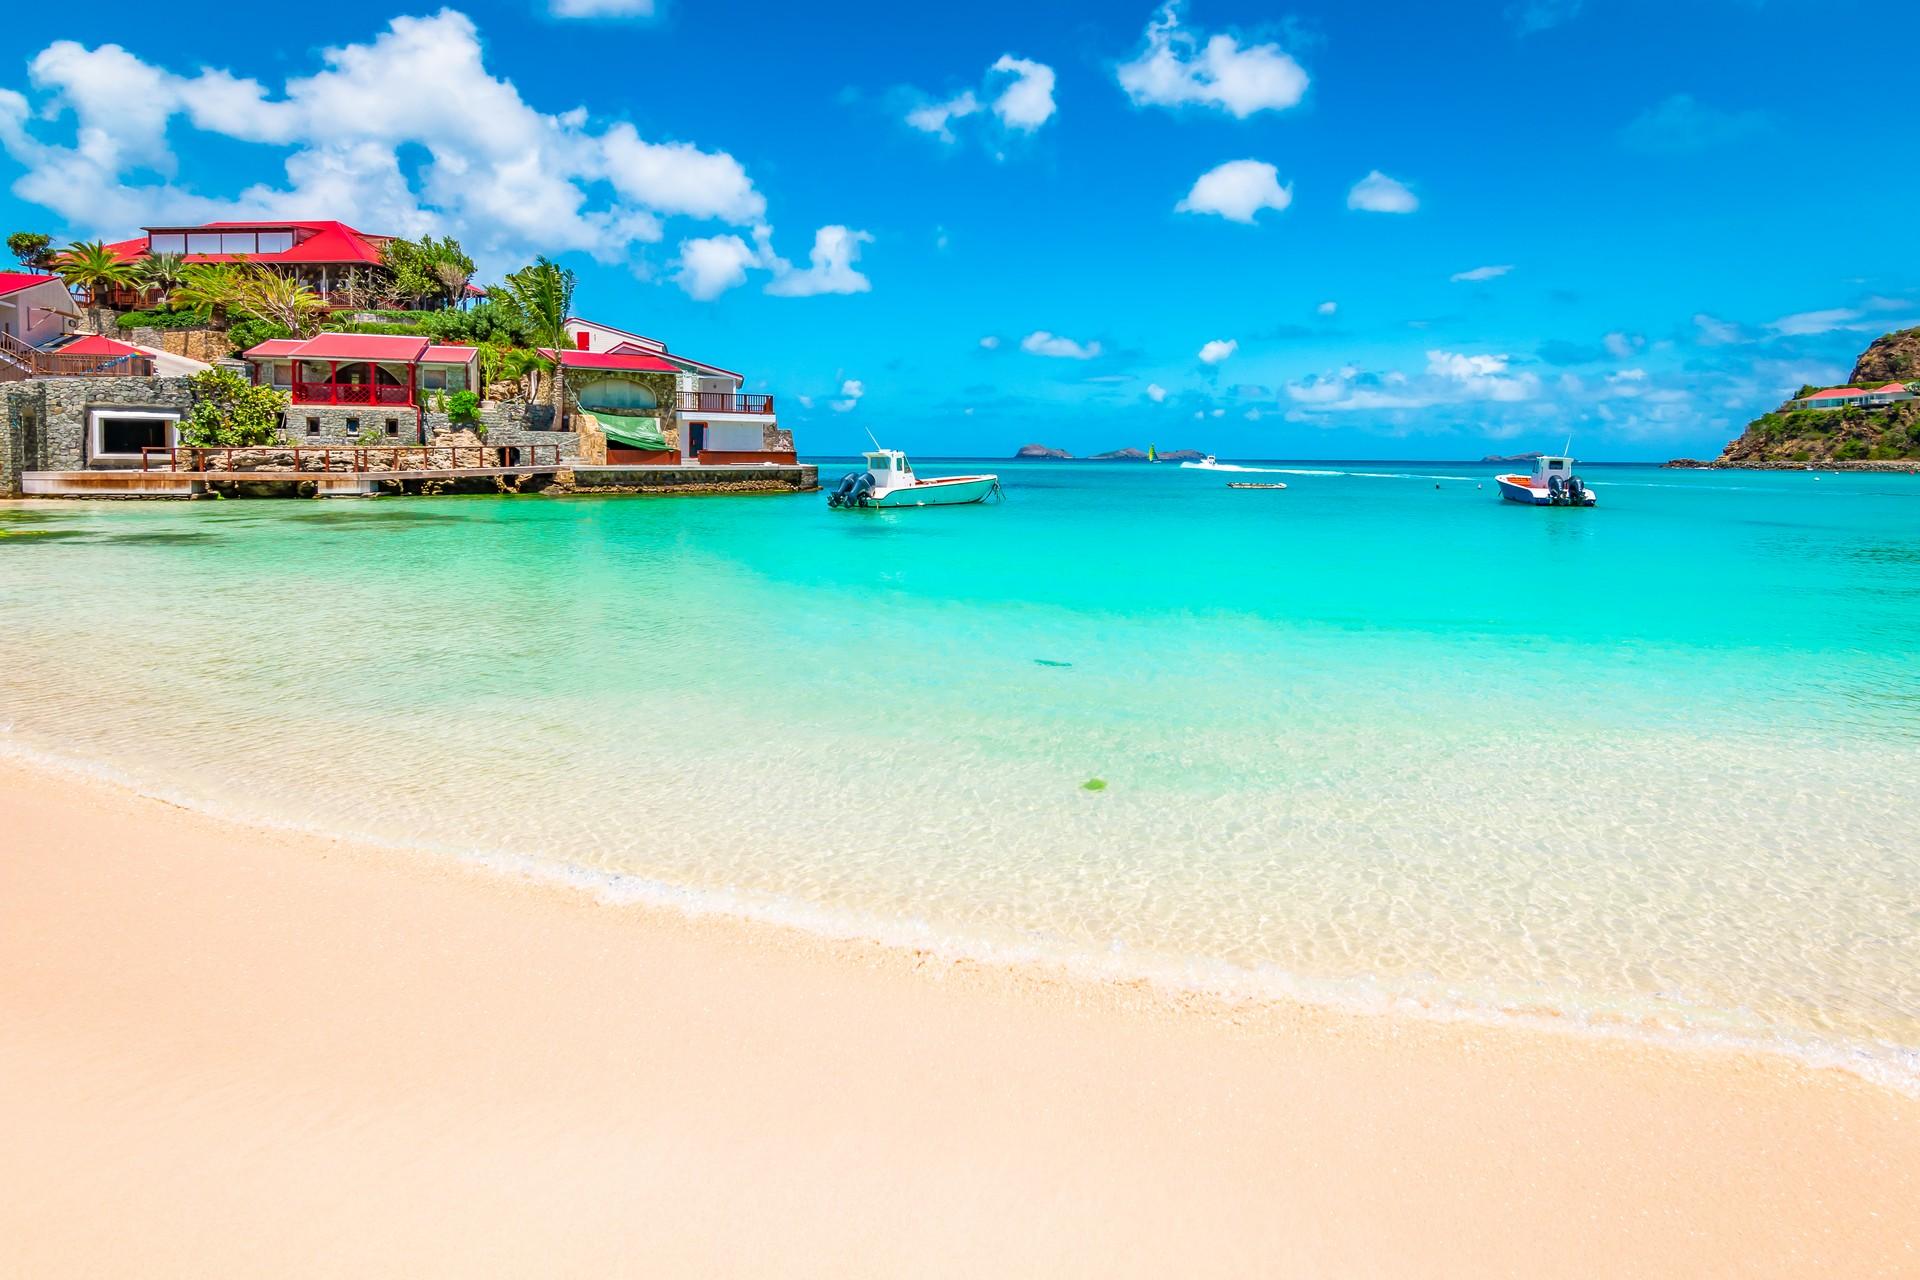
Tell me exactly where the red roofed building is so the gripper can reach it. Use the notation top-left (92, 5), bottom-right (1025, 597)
top-left (1789, 383), bottom-right (1916, 410)
top-left (0, 272), bottom-right (81, 357)
top-left (99, 221), bottom-right (395, 309)
top-left (241, 331), bottom-right (481, 443)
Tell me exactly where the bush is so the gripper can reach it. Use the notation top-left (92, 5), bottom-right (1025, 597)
top-left (179, 367), bottom-right (289, 448)
top-left (115, 307), bottom-right (211, 332)
top-left (447, 389), bottom-right (480, 424)
top-left (225, 318), bottom-right (291, 354)
top-left (1833, 439), bottom-right (1869, 461)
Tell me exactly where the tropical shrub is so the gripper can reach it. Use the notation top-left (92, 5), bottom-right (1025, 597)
top-left (179, 367), bottom-right (289, 448)
top-left (170, 263), bottom-right (250, 325)
top-left (7, 231), bottom-right (53, 270)
top-left (381, 235), bottom-right (475, 308)
top-left (447, 389), bottom-right (480, 424)
top-left (115, 307), bottom-right (214, 331)
top-left (225, 318), bottom-right (293, 354)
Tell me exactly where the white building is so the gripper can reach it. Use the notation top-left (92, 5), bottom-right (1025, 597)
top-left (562, 316), bottom-right (785, 462)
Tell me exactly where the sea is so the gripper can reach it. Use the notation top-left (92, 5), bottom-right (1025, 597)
top-left (3, 458), bottom-right (1916, 1091)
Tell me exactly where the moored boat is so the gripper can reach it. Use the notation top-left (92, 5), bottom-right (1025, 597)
top-left (828, 449), bottom-right (1000, 509)
top-left (1495, 455), bottom-right (1596, 506)
top-left (1225, 481), bottom-right (1287, 489)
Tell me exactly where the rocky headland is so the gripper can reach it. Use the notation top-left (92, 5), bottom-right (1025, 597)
top-left (1013, 444), bottom-right (1073, 459)
top-left (1683, 328), bottom-right (1920, 467)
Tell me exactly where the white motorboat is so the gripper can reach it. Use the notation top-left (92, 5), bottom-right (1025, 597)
top-left (1179, 455), bottom-right (1221, 470)
top-left (1495, 454), bottom-right (1596, 506)
top-left (828, 449), bottom-right (1000, 509)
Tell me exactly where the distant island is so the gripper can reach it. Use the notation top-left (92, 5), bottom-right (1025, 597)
top-left (1673, 328), bottom-right (1920, 468)
top-left (1481, 452), bottom-right (1543, 464)
top-left (1013, 444), bottom-right (1072, 459)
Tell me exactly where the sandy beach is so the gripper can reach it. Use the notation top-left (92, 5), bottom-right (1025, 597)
top-left (0, 756), bottom-right (1914, 1278)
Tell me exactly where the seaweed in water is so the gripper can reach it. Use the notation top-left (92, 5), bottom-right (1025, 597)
top-left (1081, 777), bottom-right (1107, 791)
top-left (1034, 658), bottom-right (1073, 668)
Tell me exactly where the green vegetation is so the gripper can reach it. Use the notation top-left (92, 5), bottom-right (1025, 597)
top-left (115, 307), bottom-right (214, 331)
top-left (51, 240), bottom-right (135, 327)
top-left (381, 234), bottom-right (476, 309)
top-left (179, 367), bottom-right (290, 448)
top-left (225, 318), bottom-right (293, 353)
top-left (169, 262), bottom-right (250, 326)
top-left (7, 231), bottom-right (53, 270)
top-left (447, 389), bottom-right (480, 425)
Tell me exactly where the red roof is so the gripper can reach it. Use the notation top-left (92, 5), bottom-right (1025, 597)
top-left (542, 348), bottom-right (680, 373)
top-left (59, 334), bottom-right (143, 357)
top-left (1872, 383), bottom-right (1910, 393)
top-left (421, 344), bottom-right (480, 364)
top-left (0, 271), bottom-right (63, 299)
top-left (106, 221), bottom-right (388, 267)
top-left (1801, 388), bottom-right (1863, 399)
top-left (242, 333), bottom-right (429, 362)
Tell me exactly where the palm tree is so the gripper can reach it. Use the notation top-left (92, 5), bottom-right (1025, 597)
top-left (235, 270), bottom-right (326, 336)
top-left (170, 263), bottom-right (250, 327)
top-left (496, 257), bottom-right (575, 409)
top-left (135, 252), bottom-right (189, 304)
top-left (52, 240), bottom-right (136, 329)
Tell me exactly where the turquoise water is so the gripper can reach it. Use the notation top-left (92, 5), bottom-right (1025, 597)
top-left (3, 460), bottom-right (1917, 1088)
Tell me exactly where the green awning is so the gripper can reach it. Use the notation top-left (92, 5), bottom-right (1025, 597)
top-left (588, 411), bottom-right (668, 451)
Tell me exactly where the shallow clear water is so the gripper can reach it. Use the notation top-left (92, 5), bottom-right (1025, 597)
top-left (3, 461), bottom-right (1917, 1087)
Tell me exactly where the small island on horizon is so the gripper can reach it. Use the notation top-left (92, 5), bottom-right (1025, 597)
top-left (1013, 444), bottom-right (1208, 462)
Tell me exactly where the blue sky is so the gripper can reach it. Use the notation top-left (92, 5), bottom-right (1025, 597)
top-left (2, 0), bottom-right (1915, 460)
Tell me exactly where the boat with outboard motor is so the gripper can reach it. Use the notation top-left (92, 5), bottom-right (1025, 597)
top-left (1179, 455), bottom-right (1221, 470)
top-left (1495, 454), bottom-right (1596, 506)
top-left (827, 449), bottom-right (1001, 509)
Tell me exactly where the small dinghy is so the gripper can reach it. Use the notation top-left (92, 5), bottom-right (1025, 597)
top-left (1226, 482), bottom-right (1287, 489)
top-left (1495, 454), bottom-right (1595, 507)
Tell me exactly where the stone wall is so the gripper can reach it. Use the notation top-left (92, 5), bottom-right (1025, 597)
top-left (116, 326), bottom-right (235, 364)
top-left (420, 399), bottom-right (580, 462)
top-left (0, 374), bottom-right (197, 472)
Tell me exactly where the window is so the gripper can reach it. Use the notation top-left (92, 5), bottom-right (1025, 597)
top-left (220, 232), bottom-right (256, 254)
top-left (445, 367), bottom-right (467, 391)
top-left (306, 418), bottom-right (320, 435)
top-left (87, 410), bottom-right (178, 459)
top-left (421, 367), bottom-right (446, 391)
top-left (255, 231), bottom-right (293, 254)
top-left (384, 418), bottom-right (399, 436)
top-left (268, 363), bottom-right (292, 388)
top-left (345, 418), bottom-right (361, 435)
top-left (186, 232), bottom-right (223, 254)
top-left (148, 233), bottom-right (186, 255)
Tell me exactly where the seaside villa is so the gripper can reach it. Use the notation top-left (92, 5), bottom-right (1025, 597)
top-left (241, 334), bottom-right (480, 442)
top-left (1788, 383), bottom-right (1916, 410)
top-left (100, 220), bottom-right (398, 310)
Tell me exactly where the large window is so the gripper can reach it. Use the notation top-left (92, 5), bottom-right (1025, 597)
top-left (256, 230), bottom-right (293, 253)
top-left (148, 233), bottom-right (186, 254)
top-left (151, 229), bottom-right (297, 257)
top-left (186, 232), bottom-right (223, 254)
top-left (421, 365), bottom-right (470, 392)
top-left (89, 410), bottom-right (178, 460)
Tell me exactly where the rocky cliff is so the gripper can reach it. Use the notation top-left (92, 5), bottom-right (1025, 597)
top-left (1702, 329), bottom-right (1920, 465)
top-left (1014, 443), bottom-right (1072, 459)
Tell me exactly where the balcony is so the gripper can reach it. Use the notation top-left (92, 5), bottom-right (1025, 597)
top-left (0, 333), bottom-right (153, 379)
top-left (292, 381), bottom-right (413, 406)
top-left (677, 391), bottom-right (774, 416)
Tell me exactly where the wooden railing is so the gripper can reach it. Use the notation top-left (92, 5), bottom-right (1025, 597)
top-left (292, 381), bottom-right (413, 405)
top-left (677, 391), bottom-right (774, 415)
top-left (140, 443), bottom-right (565, 473)
top-left (0, 331), bottom-right (154, 378)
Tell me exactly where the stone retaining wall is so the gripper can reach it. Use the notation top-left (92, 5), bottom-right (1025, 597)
top-left (0, 374), bottom-right (197, 471)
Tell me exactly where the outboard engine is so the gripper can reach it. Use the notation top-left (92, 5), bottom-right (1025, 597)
top-left (1566, 474), bottom-right (1587, 504)
top-left (828, 471), bottom-right (860, 507)
top-left (1547, 473), bottom-right (1566, 504)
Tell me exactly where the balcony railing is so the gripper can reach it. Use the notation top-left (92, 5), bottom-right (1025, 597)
top-left (292, 381), bottom-right (413, 406)
top-left (0, 332), bottom-right (154, 379)
top-left (677, 391), bottom-right (774, 415)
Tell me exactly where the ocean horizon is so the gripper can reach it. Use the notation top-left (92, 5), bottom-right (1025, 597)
top-left (4, 458), bottom-right (1916, 1092)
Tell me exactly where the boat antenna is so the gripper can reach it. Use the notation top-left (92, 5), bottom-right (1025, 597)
top-left (1562, 433), bottom-right (1573, 456)
top-left (864, 426), bottom-right (883, 452)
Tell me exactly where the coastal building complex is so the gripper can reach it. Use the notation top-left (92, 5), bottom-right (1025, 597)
top-left (0, 221), bottom-right (806, 497)
top-left (1788, 383), bottom-right (1916, 410)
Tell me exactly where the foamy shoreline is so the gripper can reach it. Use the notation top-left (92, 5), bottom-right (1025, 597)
top-left (2, 754), bottom-right (1916, 1275)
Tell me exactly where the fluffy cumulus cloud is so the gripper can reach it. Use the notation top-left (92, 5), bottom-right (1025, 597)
top-left (832, 379), bottom-right (865, 413)
top-left (765, 225), bottom-right (874, 297)
top-left (905, 54), bottom-right (1056, 145)
top-left (1146, 383), bottom-right (1168, 402)
top-left (1284, 350), bottom-right (1541, 417)
top-left (1117, 1), bottom-right (1309, 119)
top-left (1021, 330), bottom-right (1103, 359)
top-left (1197, 338), bottom-right (1237, 364)
top-left (1175, 159), bottom-right (1291, 223)
top-left (1620, 94), bottom-right (1764, 155)
top-left (1316, 300), bottom-right (1338, 316)
top-left (1346, 170), bottom-right (1418, 214)
top-left (1450, 264), bottom-right (1513, 283)
top-left (0, 13), bottom-right (866, 297)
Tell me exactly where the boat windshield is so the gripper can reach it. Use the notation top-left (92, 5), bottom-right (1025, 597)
top-left (897, 456), bottom-right (913, 474)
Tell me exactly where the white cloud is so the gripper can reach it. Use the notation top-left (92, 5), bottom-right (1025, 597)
top-left (675, 234), bottom-right (756, 301)
top-left (1768, 307), bottom-right (1869, 337)
top-left (832, 379), bottom-right (865, 412)
top-left (989, 56), bottom-right (1056, 130)
top-left (1693, 314), bottom-right (1746, 346)
top-left (1426, 349), bottom-right (1537, 401)
top-left (1021, 330), bottom-right (1102, 359)
top-left (979, 335), bottom-right (1001, 350)
top-left (1316, 300), bottom-right (1338, 316)
top-left (1603, 331), bottom-right (1645, 359)
top-left (1117, 1), bottom-right (1309, 119)
top-left (1175, 159), bottom-right (1291, 223)
top-left (905, 90), bottom-right (980, 142)
top-left (1620, 94), bottom-right (1764, 155)
top-left (1146, 383), bottom-right (1168, 402)
top-left (1284, 350), bottom-right (1541, 416)
top-left (1198, 338), bottom-right (1238, 364)
top-left (1346, 170), bottom-right (1418, 213)
top-left (1450, 264), bottom-right (1513, 283)
top-left (550, 0), bottom-right (654, 15)
top-left (0, 12), bottom-right (874, 302)
top-left (765, 224), bottom-right (873, 297)
top-left (906, 54), bottom-right (1056, 144)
